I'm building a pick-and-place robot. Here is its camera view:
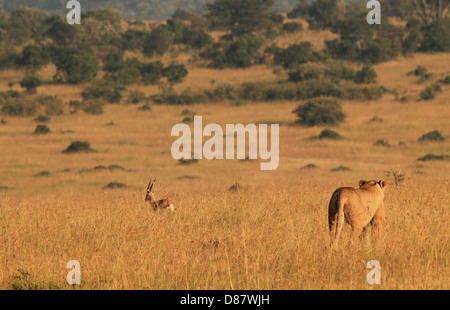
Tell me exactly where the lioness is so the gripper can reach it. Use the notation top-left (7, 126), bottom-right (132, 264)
top-left (328, 179), bottom-right (387, 247)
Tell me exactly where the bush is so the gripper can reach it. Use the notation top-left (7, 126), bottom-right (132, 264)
top-left (418, 130), bottom-right (445, 142)
top-left (354, 66), bottom-right (377, 84)
top-left (57, 53), bottom-right (99, 84)
top-left (81, 100), bottom-right (104, 115)
top-left (17, 44), bottom-right (51, 70)
top-left (152, 88), bottom-right (205, 105)
top-left (200, 34), bottom-right (263, 68)
top-left (126, 90), bottom-right (146, 104)
top-left (417, 153), bottom-right (450, 161)
top-left (288, 62), bottom-right (325, 82)
top-left (331, 165), bottom-right (351, 172)
top-left (293, 98), bottom-right (346, 127)
top-left (140, 61), bottom-right (164, 85)
top-left (34, 125), bottom-right (50, 135)
top-left (413, 66), bottom-right (427, 76)
top-left (81, 79), bottom-right (125, 103)
top-left (20, 75), bottom-right (42, 91)
top-left (34, 114), bottom-right (51, 123)
top-left (318, 128), bottom-right (341, 139)
top-left (419, 19), bottom-right (450, 52)
top-left (34, 171), bottom-right (51, 177)
top-left (282, 22), bottom-right (303, 33)
top-left (1, 99), bottom-right (38, 116)
top-left (274, 42), bottom-right (321, 68)
top-left (143, 26), bottom-right (174, 57)
top-left (104, 182), bottom-right (126, 189)
top-left (162, 63), bottom-right (188, 85)
top-left (420, 83), bottom-right (442, 100)
top-left (38, 96), bottom-right (64, 116)
top-left (63, 141), bottom-right (94, 153)
top-left (374, 139), bottom-right (389, 146)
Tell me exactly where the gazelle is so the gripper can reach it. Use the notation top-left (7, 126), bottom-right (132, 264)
top-left (145, 178), bottom-right (174, 212)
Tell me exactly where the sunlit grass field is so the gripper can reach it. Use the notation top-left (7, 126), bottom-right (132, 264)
top-left (0, 40), bottom-right (449, 289)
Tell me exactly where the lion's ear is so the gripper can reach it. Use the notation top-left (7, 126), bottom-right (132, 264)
top-left (379, 179), bottom-right (387, 189)
top-left (359, 180), bottom-right (367, 187)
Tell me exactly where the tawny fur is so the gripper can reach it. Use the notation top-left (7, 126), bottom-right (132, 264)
top-left (146, 192), bottom-right (174, 211)
top-left (328, 179), bottom-right (387, 247)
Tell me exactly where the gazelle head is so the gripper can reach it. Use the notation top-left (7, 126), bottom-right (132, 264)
top-left (145, 178), bottom-right (157, 203)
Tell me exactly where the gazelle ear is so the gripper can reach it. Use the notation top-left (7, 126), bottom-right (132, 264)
top-left (359, 180), bottom-right (367, 187)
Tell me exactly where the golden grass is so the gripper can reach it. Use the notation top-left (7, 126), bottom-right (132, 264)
top-left (0, 49), bottom-right (449, 289)
top-left (0, 179), bottom-right (448, 289)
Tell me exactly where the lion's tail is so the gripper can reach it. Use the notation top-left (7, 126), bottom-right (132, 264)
top-left (331, 192), bottom-right (346, 248)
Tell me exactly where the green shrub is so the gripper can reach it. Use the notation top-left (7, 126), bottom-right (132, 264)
top-left (152, 88), bottom-right (205, 105)
top-left (34, 125), bottom-right (50, 135)
top-left (274, 42), bottom-right (321, 68)
top-left (81, 100), bottom-right (104, 115)
top-left (34, 171), bottom-right (51, 177)
top-left (38, 96), bottom-right (64, 116)
top-left (138, 103), bottom-right (152, 111)
top-left (293, 98), bottom-right (346, 127)
top-left (331, 165), bottom-right (351, 172)
top-left (20, 75), bottom-right (42, 91)
top-left (420, 83), bottom-right (442, 100)
top-left (81, 79), bottom-right (124, 103)
top-left (34, 115), bottom-right (51, 123)
top-left (140, 61), bottom-right (164, 85)
top-left (200, 34), bottom-right (263, 68)
top-left (374, 139), bottom-right (389, 146)
top-left (282, 22), bottom-right (303, 33)
top-left (318, 128), bottom-right (341, 140)
top-left (414, 66), bottom-right (427, 76)
top-left (58, 53), bottom-right (99, 84)
top-left (178, 158), bottom-right (198, 165)
top-left (419, 19), bottom-right (450, 52)
top-left (1, 99), bottom-right (38, 116)
top-left (126, 90), bottom-right (146, 104)
top-left (104, 182), bottom-right (127, 189)
top-left (63, 141), bottom-right (94, 153)
top-left (443, 75), bottom-right (450, 84)
top-left (354, 66), bottom-right (377, 84)
top-left (418, 130), bottom-right (445, 142)
top-left (417, 153), bottom-right (450, 161)
top-left (162, 63), bottom-right (188, 85)
top-left (143, 26), bottom-right (174, 57)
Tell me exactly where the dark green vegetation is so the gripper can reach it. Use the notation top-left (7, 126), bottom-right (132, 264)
top-left (63, 141), bottom-right (94, 153)
top-left (0, 1), bottom-right (448, 127)
top-left (419, 130), bottom-right (445, 142)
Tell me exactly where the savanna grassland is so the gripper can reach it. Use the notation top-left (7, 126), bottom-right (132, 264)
top-left (0, 12), bottom-right (450, 289)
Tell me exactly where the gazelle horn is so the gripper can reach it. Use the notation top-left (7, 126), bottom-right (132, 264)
top-left (149, 178), bottom-right (157, 192)
top-left (147, 179), bottom-right (153, 192)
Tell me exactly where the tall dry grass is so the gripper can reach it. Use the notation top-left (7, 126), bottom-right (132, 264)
top-left (0, 178), bottom-right (448, 289)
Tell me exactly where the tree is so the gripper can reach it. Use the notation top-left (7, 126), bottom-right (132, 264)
top-left (140, 61), bottom-right (164, 85)
top-left (20, 75), bottom-right (42, 91)
top-left (17, 44), bottom-right (51, 70)
top-left (206, 0), bottom-right (274, 36)
top-left (419, 18), bottom-right (450, 51)
top-left (414, 0), bottom-right (449, 25)
top-left (56, 52), bottom-right (99, 84)
top-left (143, 26), bottom-right (174, 57)
top-left (163, 63), bottom-right (188, 85)
top-left (292, 98), bottom-right (346, 127)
